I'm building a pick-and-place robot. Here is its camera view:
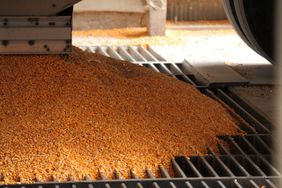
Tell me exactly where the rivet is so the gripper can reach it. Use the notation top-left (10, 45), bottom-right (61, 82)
top-left (28, 40), bottom-right (35, 46)
top-left (2, 40), bottom-right (9, 46)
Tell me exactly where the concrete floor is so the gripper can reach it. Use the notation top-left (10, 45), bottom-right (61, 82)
top-left (73, 24), bottom-right (269, 64)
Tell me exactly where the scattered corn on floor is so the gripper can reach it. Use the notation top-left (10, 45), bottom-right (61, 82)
top-left (73, 26), bottom-right (234, 47)
top-left (0, 47), bottom-right (243, 184)
top-left (72, 23), bottom-right (269, 67)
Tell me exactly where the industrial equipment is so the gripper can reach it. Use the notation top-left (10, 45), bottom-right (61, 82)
top-left (0, 0), bottom-right (281, 188)
top-left (222, 0), bottom-right (275, 63)
top-left (0, 0), bottom-right (81, 54)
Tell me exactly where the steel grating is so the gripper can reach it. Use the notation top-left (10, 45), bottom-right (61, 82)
top-left (1, 46), bottom-right (280, 188)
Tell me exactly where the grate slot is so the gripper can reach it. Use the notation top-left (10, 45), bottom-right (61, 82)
top-left (138, 47), bottom-right (160, 62)
top-left (159, 166), bottom-right (178, 188)
top-left (186, 181), bottom-right (225, 188)
top-left (159, 166), bottom-right (170, 179)
top-left (251, 156), bottom-right (278, 176)
top-left (217, 144), bottom-right (250, 176)
top-left (96, 47), bottom-right (109, 57)
top-left (185, 75), bottom-right (204, 87)
top-left (147, 46), bottom-right (167, 62)
top-left (113, 171), bottom-right (127, 188)
top-left (175, 157), bottom-right (202, 177)
top-left (84, 46), bottom-right (95, 53)
top-left (184, 181), bottom-right (209, 188)
top-left (240, 137), bottom-right (280, 176)
top-left (204, 156), bottom-right (233, 177)
top-left (127, 47), bottom-right (147, 62)
top-left (142, 63), bottom-right (160, 73)
top-left (207, 148), bottom-right (236, 177)
top-left (216, 181), bottom-right (227, 188)
top-left (106, 47), bottom-right (124, 61)
top-left (244, 179), bottom-right (277, 188)
top-left (149, 64), bottom-right (163, 73)
top-left (233, 180), bottom-right (244, 188)
top-left (200, 181), bottom-right (210, 188)
top-left (184, 181), bottom-right (194, 188)
top-left (232, 137), bottom-right (257, 155)
top-left (174, 63), bottom-right (192, 75)
top-left (183, 157), bottom-right (203, 177)
top-left (145, 169), bottom-right (160, 188)
top-left (228, 137), bottom-right (279, 177)
top-left (266, 179), bottom-right (278, 188)
top-left (99, 172), bottom-right (111, 188)
top-left (242, 143), bottom-right (279, 177)
top-left (76, 185), bottom-right (93, 188)
top-left (250, 180), bottom-right (261, 188)
top-left (163, 63), bottom-right (184, 76)
top-left (171, 159), bottom-right (187, 178)
top-left (190, 156), bottom-right (218, 177)
top-left (174, 75), bottom-right (196, 86)
top-left (227, 88), bottom-right (273, 127)
top-left (263, 155), bottom-right (272, 164)
top-left (215, 181), bottom-right (228, 188)
top-left (153, 63), bottom-right (172, 75)
top-left (117, 47), bottom-right (135, 62)
top-left (216, 89), bottom-right (270, 134)
top-left (87, 46), bottom-right (97, 54)
top-left (219, 156), bottom-right (250, 177)
top-left (260, 135), bottom-right (272, 148)
top-left (158, 63), bottom-right (176, 75)
top-left (228, 138), bottom-right (266, 176)
top-left (203, 91), bottom-right (256, 135)
top-left (130, 170), bottom-right (144, 188)
top-left (245, 135), bottom-right (272, 155)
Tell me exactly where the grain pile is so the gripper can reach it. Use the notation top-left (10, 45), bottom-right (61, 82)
top-left (0, 47), bottom-right (243, 184)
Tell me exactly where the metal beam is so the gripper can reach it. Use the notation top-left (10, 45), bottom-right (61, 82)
top-left (0, 28), bottom-right (71, 40)
top-left (0, 0), bottom-right (81, 16)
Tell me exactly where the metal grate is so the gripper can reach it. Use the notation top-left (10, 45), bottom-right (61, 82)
top-left (1, 46), bottom-right (280, 188)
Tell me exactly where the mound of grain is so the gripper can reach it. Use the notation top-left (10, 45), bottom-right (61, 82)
top-left (0, 48), bottom-right (243, 184)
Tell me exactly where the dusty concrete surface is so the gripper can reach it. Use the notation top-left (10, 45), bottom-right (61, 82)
top-left (73, 23), bottom-right (270, 66)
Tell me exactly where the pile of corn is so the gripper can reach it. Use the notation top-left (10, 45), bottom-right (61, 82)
top-left (0, 47), bottom-right (243, 184)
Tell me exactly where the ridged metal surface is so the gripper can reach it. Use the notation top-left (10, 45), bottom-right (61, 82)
top-left (222, 0), bottom-right (275, 63)
top-left (167, 0), bottom-right (227, 21)
top-left (1, 46), bottom-right (280, 188)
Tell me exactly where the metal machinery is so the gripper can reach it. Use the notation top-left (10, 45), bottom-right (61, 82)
top-left (222, 0), bottom-right (275, 63)
top-left (0, 0), bottom-right (281, 188)
top-left (0, 0), bottom-right (81, 54)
